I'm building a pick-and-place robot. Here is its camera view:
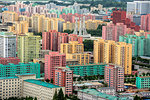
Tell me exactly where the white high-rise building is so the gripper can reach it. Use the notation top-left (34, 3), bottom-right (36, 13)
top-left (0, 32), bottom-right (16, 58)
top-left (127, 1), bottom-right (150, 15)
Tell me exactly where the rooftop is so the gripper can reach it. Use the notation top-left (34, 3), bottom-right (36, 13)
top-left (138, 76), bottom-right (150, 78)
top-left (15, 73), bottom-right (36, 76)
top-left (79, 89), bottom-right (118, 100)
top-left (68, 63), bottom-right (106, 67)
top-left (0, 76), bottom-right (18, 80)
top-left (24, 79), bottom-right (61, 89)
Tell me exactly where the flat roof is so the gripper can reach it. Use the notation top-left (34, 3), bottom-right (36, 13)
top-left (79, 89), bottom-right (118, 100)
top-left (0, 76), bottom-right (18, 80)
top-left (68, 63), bottom-right (106, 67)
top-left (24, 79), bottom-right (61, 89)
top-left (15, 73), bottom-right (36, 76)
top-left (138, 76), bottom-right (150, 78)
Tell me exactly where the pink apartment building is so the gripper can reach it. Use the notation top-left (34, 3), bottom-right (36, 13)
top-left (0, 57), bottom-right (20, 65)
top-left (54, 67), bottom-right (73, 96)
top-left (42, 30), bottom-right (60, 51)
top-left (68, 34), bottom-right (83, 44)
top-left (141, 14), bottom-right (150, 31)
top-left (44, 51), bottom-right (66, 80)
top-left (59, 13), bottom-right (95, 23)
top-left (42, 30), bottom-right (83, 52)
top-left (104, 64), bottom-right (124, 92)
top-left (102, 23), bottom-right (127, 41)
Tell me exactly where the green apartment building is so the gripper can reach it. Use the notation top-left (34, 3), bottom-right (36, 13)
top-left (17, 33), bottom-right (41, 63)
top-left (136, 76), bottom-right (150, 89)
top-left (119, 34), bottom-right (149, 57)
top-left (0, 62), bottom-right (40, 78)
top-left (67, 64), bottom-right (106, 76)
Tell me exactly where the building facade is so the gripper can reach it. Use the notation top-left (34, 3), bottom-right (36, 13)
top-left (2, 11), bottom-right (18, 23)
top-left (60, 41), bottom-right (84, 54)
top-left (17, 33), bottom-right (40, 63)
top-left (0, 32), bottom-right (16, 58)
top-left (127, 1), bottom-right (150, 15)
top-left (54, 67), bottom-right (73, 96)
top-left (0, 74), bottom-right (64, 100)
top-left (44, 52), bottom-right (66, 80)
top-left (94, 39), bottom-right (132, 74)
top-left (23, 79), bottom-right (65, 100)
top-left (136, 76), bottom-right (150, 89)
top-left (119, 34), bottom-right (147, 57)
top-left (104, 65), bottom-right (124, 92)
top-left (141, 14), bottom-right (150, 31)
top-left (67, 64), bottom-right (105, 76)
top-left (0, 57), bottom-right (20, 65)
top-left (0, 62), bottom-right (40, 78)
top-left (102, 23), bottom-right (127, 42)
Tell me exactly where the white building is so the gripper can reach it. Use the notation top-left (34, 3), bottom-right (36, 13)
top-left (23, 79), bottom-right (65, 100)
top-left (0, 73), bottom-right (65, 100)
top-left (0, 32), bottom-right (16, 58)
top-left (0, 77), bottom-right (21, 100)
top-left (127, 1), bottom-right (150, 15)
top-left (97, 87), bottom-right (116, 96)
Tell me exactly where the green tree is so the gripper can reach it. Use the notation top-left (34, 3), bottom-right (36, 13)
top-left (58, 88), bottom-right (65, 100)
top-left (53, 90), bottom-right (58, 100)
top-left (103, 82), bottom-right (108, 87)
top-left (134, 95), bottom-right (141, 100)
top-left (45, 79), bottom-right (50, 83)
top-left (51, 78), bottom-right (54, 83)
top-left (63, 30), bottom-right (73, 34)
top-left (83, 40), bottom-right (93, 51)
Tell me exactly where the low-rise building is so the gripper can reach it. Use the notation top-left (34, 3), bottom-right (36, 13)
top-left (0, 62), bottom-right (40, 78)
top-left (0, 74), bottom-right (65, 100)
top-left (98, 87), bottom-right (116, 96)
top-left (23, 79), bottom-right (65, 100)
top-left (136, 76), bottom-right (150, 89)
top-left (78, 89), bottom-right (118, 100)
top-left (74, 82), bottom-right (103, 91)
top-left (67, 64), bottom-right (106, 76)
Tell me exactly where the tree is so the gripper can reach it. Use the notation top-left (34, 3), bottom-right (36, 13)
top-left (134, 95), bottom-right (141, 100)
top-left (34, 97), bottom-right (37, 100)
top-left (83, 40), bottom-right (93, 51)
top-left (103, 82), bottom-right (108, 87)
top-left (53, 90), bottom-right (58, 100)
top-left (63, 30), bottom-right (73, 34)
top-left (45, 79), bottom-right (50, 83)
top-left (58, 88), bottom-right (65, 100)
top-left (51, 78), bottom-right (54, 84)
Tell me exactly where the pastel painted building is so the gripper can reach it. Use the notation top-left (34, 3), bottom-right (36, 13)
top-left (44, 52), bottom-right (66, 80)
top-left (136, 76), bottom-right (150, 89)
top-left (66, 53), bottom-right (89, 65)
top-left (104, 65), bottom-right (124, 92)
top-left (78, 89), bottom-right (118, 100)
top-left (17, 33), bottom-right (40, 63)
top-left (54, 67), bottom-right (73, 96)
top-left (0, 62), bottom-right (40, 78)
top-left (0, 32), bottom-right (16, 58)
top-left (141, 14), bottom-right (150, 31)
top-left (42, 30), bottom-right (60, 51)
top-left (112, 10), bottom-right (140, 31)
top-left (60, 41), bottom-right (84, 54)
top-left (2, 11), bottom-right (18, 23)
top-left (67, 64), bottom-right (105, 76)
top-left (0, 57), bottom-right (20, 65)
top-left (23, 79), bottom-right (65, 100)
top-left (94, 39), bottom-right (132, 74)
top-left (0, 73), bottom-right (64, 100)
top-left (119, 34), bottom-right (146, 57)
top-left (42, 30), bottom-right (83, 52)
top-left (102, 23), bottom-right (127, 42)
